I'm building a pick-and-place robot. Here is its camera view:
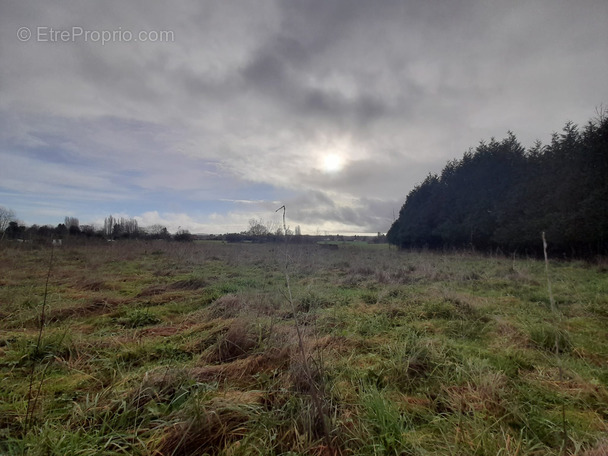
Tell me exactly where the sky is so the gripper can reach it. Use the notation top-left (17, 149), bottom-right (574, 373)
top-left (1, 0), bottom-right (607, 235)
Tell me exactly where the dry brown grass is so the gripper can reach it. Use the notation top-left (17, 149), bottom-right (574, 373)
top-left (192, 347), bottom-right (291, 384)
top-left (153, 406), bottom-right (252, 456)
top-left (205, 294), bottom-right (248, 319)
top-left (138, 278), bottom-right (208, 298)
top-left (582, 441), bottom-right (608, 456)
top-left (75, 278), bottom-right (113, 292)
top-left (208, 319), bottom-right (260, 363)
top-left (47, 297), bottom-right (124, 322)
top-left (491, 316), bottom-right (530, 349)
top-left (442, 371), bottom-right (509, 416)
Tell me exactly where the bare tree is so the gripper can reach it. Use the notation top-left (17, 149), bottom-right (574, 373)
top-left (103, 215), bottom-right (115, 238)
top-left (0, 206), bottom-right (16, 241)
top-left (265, 218), bottom-right (280, 234)
top-left (121, 218), bottom-right (138, 236)
top-left (147, 224), bottom-right (170, 239)
top-left (64, 217), bottom-right (79, 229)
top-left (247, 218), bottom-right (269, 236)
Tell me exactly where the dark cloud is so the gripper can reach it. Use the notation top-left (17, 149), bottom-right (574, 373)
top-left (239, 33), bottom-right (391, 130)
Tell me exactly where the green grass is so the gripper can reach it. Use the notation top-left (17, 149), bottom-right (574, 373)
top-left (0, 241), bottom-right (607, 455)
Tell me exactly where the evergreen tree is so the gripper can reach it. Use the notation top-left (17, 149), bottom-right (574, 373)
top-left (388, 112), bottom-right (608, 256)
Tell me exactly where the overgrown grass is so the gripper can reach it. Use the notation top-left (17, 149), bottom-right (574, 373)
top-left (0, 240), bottom-right (607, 454)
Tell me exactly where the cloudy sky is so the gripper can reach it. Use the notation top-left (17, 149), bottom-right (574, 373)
top-left (1, 0), bottom-right (607, 234)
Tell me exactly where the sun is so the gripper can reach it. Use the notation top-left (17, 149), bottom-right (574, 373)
top-left (321, 153), bottom-right (344, 173)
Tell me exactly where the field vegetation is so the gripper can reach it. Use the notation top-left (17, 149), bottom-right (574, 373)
top-left (1, 240), bottom-right (607, 455)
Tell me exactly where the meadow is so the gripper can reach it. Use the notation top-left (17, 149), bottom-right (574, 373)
top-left (0, 240), bottom-right (607, 455)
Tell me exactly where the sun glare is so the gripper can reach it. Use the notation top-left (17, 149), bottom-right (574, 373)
top-left (322, 153), bottom-right (344, 173)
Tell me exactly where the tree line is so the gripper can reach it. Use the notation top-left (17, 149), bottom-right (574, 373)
top-left (0, 211), bottom-right (385, 246)
top-left (387, 111), bottom-right (608, 257)
top-left (0, 213), bottom-right (194, 243)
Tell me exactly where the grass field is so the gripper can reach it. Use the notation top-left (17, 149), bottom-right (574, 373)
top-left (1, 241), bottom-right (607, 455)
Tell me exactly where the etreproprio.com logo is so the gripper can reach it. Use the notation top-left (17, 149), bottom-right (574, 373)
top-left (17, 26), bottom-right (174, 45)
